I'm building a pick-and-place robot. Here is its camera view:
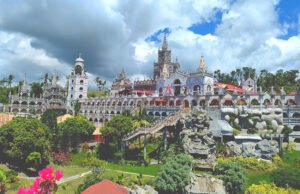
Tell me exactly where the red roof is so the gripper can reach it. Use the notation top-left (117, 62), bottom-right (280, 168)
top-left (82, 179), bottom-right (128, 194)
top-left (289, 91), bottom-right (296, 95)
top-left (215, 82), bottom-right (248, 93)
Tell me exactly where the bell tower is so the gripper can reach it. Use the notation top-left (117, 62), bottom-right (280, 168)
top-left (67, 54), bottom-right (88, 109)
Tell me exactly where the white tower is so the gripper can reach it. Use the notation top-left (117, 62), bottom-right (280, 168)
top-left (67, 54), bottom-right (88, 109)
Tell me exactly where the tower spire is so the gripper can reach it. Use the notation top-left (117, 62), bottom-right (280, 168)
top-left (162, 33), bottom-right (168, 50)
top-left (199, 55), bottom-right (206, 73)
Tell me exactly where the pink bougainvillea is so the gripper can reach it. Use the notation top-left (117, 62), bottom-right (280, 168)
top-left (18, 167), bottom-right (63, 194)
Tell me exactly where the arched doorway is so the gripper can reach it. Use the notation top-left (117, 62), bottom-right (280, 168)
top-left (275, 99), bottom-right (282, 106)
top-left (251, 99), bottom-right (259, 106)
top-left (293, 113), bottom-right (300, 118)
top-left (174, 79), bottom-right (181, 96)
top-left (200, 100), bottom-right (206, 108)
top-left (169, 100), bottom-right (174, 106)
top-left (223, 99), bottom-right (233, 106)
top-left (191, 100), bottom-right (197, 107)
top-left (176, 100), bottom-right (181, 106)
top-left (237, 99), bottom-right (247, 106)
top-left (193, 85), bottom-right (201, 95)
top-left (209, 99), bottom-right (219, 107)
top-left (184, 100), bottom-right (190, 108)
top-left (263, 99), bottom-right (271, 106)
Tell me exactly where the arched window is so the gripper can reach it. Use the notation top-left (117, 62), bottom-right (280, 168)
top-left (193, 85), bottom-right (201, 94)
top-left (80, 80), bottom-right (84, 84)
top-left (79, 87), bottom-right (83, 91)
top-left (79, 94), bottom-right (83, 99)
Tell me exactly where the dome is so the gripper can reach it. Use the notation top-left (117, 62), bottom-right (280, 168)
top-left (75, 57), bottom-right (84, 62)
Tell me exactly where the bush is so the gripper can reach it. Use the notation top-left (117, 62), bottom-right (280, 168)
top-left (248, 128), bottom-right (258, 134)
top-left (50, 151), bottom-right (71, 164)
top-left (5, 170), bottom-right (18, 183)
top-left (233, 129), bottom-right (241, 135)
top-left (77, 170), bottom-right (103, 194)
top-left (155, 154), bottom-right (192, 194)
top-left (214, 162), bottom-right (246, 194)
top-left (217, 156), bottom-right (274, 171)
top-left (245, 183), bottom-right (299, 194)
top-left (271, 167), bottom-right (300, 189)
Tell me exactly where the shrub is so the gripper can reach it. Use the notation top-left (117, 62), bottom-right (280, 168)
top-left (5, 170), bottom-right (18, 183)
top-left (245, 183), bottom-right (299, 194)
top-left (248, 128), bottom-right (258, 134)
top-left (271, 167), bottom-right (300, 189)
top-left (214, 162), bottom-right (246, 194)
top-left (217, 156), bottom-right (273, 171)
top-left (233, 129), bottom-right (241, 135)
top-left (50, 151), bottom-right (71, 164)
top-left (155, 154), bottom-right (192, 194)
top-left (77, 170), bottom-right (103, 194)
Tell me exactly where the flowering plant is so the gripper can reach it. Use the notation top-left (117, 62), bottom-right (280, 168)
top-left (18, 167), bottom-right (63, 194)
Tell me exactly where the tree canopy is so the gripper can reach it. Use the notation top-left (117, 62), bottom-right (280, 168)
top-left (58, 116), bottom-right (95, 151)
top-left (214, 162), bottom-right (246, 194)
top-left (0, 117), bottom-right (51, 169)
top-left (155, 154), bottom-right (192, 194)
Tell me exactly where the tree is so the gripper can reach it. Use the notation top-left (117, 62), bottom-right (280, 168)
top-left (99, 116), bottom-right (133, 160)
top-left (73, 100), bottom-right (81, 116)
top-left (271, 167), bottom-right (300, 189)
top-left (155, 154), bottom-right (192, 194)
top-left (214, 162), bottom-right (246, 194)
top-left (30, 82), bottom-right (44, 98)
top-left (58, 116), bottom-right (95, 151)
top-left (76, 168), bottom-right (104, 194)
top-left (95, 76), bottom-right (106, 91)
top-left (0, 117), bottom-right (51, 169)
top-left (7, 74), bottom-right (14, 89)
top-left (41, 109), bottom-right (66, 150)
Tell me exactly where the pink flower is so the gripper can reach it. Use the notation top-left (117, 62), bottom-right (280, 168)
top-left (38, 167), bottom-right (54, 181)
top-left (55, 170), bottom-right (63, 181)
top-left (17, 187), bottom-right (28, 194)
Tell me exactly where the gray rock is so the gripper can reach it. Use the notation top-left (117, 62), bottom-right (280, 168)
top-left (128, 185), bottom-right (158, 194)
top-left (227, 141), bottom-right (242, 155)
top-left (261, 121), bottom-right (267, 128)
top-left (241, 143), bottom-right (258, 157)
top-left (224, 115), bottom-right (230, 121)
top-left (185, 174), bottom-right (226, 194)
top-left (256, 139), bottom-right (279, 160)
top-left (255, 122), bottom-right (264, 130)
top-left (271, 120), bottom-right (278, 130)
top-left (234, 118), bottom-right (239, 125)
top-left (249, 119), bottom-right (254, 126)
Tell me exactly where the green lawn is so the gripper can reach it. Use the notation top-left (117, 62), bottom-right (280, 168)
top-left (106, 162), bottom-right (161, 176)
top-left (246, 170), bottom-right (272, 187)
top-left (282, 150), bottom-right (300, 166)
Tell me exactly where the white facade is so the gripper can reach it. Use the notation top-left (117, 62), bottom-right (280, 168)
top-left (67, 56), bottom-right (88, 109)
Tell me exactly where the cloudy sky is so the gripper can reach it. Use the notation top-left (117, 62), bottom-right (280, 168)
top-left (0, 0), bottom-right (299, 87)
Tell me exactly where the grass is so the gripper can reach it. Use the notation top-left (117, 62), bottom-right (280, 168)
top-left (106, 162), bottom-right (161, 176)
top-left (282, 150), bottom-right (300, 166)
top-left (246, 170), bottom-right (272, 187)
top-left (51, 163), bottom-right (90, 177)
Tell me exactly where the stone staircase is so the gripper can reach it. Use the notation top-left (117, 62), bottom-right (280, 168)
top-left (122, 108), bottom-right (189, 142)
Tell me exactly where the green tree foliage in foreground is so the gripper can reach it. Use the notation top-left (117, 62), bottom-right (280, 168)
top-left (0, 117), bottom-right (50, 169)
top-left (41, 109), bottom-right (66, 150)
top-left (214, 162), bottom-right (246, 194)
top-left (271, 167), bottom-right (300, 190)
top-left (76, 167), bottom-right (104, 194)
top-left (58, 116), bottom-right (95, 152)
top-left (99, 115), bottom-right (133, 160)
top-left (155, 154), bottom-right (192, 194)
top-left (245, 183), bottom-right (300, 194)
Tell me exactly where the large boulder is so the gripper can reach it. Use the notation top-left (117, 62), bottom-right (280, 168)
top-left (241, 143), bottom-right (259, 157)
top-left (224, 115), bottom-right (230, 121)
top-left (255, 122), bottom-right (264, 130)
top-left (227, 141), bottom-right (242, 155)
top-left (234, 118), bottom-right (239, 125)
top-left (256, 139), bottom-right (279, 160)
top-left (185, 174), bottom-right (226, 194)
top-left (271, 120), bottom-right (278, 130)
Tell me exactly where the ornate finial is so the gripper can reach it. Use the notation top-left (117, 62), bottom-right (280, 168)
top-left (175, 57), bottom-right (178, 63)
top-left (162, 33), bottom-right (168, 50)
top-left (199, 55), bottom-right (206, 73)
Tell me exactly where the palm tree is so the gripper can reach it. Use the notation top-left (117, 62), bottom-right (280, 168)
top-left (7, 74), bottom-right (14, 88)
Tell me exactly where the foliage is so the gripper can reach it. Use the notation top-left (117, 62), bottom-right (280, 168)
top-left (76, 168), bottom-right (104, 194)
top-left (245, 183), bottom-right (300, 194)
top-left (17, 166), bottom-right (63, 194)
top-left (155, 154), bottom-right (192, 194)
top-left (5, 170), bottom-right (18, 183)
top-left (248, 128), bottom-right (258, 134)
top-left (100, 115), bottom-right (133, 160)
top-left (214, 162), bottom-right (246, 194)
top-left (58, 116), bottom-right (95, 151)
top-left (232, 128), bottom-right (241, 135)
top-left (216, 142), bottom-right (229, 157)
top-left (271, 167), bottom-right (300, 189)
top-left (0, 169), bottom-right (6, 194)
top-left (0, 117), bottom-right (50, 169)
top-left (41, 109), bottom-right (66, 150)
top-left (26, 152), bottom-right (42, 169)
top-left (73, 100), bottom-right (81, 116)
top-left (95, 76), bottom-right (106, 91)
top-left (217, 156), bottom-right (274, 171)
top-left (0, 85), bottom-right (18, 104)
top-left (282, 126), bottom-right (292, 141)
top-left (50, 151), bottom-right (71, 164)
top-left (30, 82), bottom-right (44, 98)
